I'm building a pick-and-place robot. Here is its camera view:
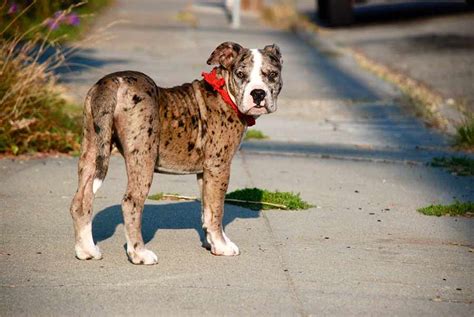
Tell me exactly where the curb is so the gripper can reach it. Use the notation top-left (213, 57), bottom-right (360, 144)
top-left (291, 16), bottom-right (467, 136)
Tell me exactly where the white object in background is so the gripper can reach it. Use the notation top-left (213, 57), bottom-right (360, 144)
top-left (231, 0), bottom-right (241, 29)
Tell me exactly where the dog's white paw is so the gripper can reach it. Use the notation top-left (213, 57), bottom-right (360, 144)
top-left (128, 248), bottom-right (158, 265)
top-left (210, 232), bottom-right (240, 256)
top-left (75, 243), bottom-right (102, 260)
top-left (211, 240), bottom-right (240, 256)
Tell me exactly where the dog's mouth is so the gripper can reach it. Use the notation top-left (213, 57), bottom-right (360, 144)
top-left (246, 101), bottom-right (269, 115)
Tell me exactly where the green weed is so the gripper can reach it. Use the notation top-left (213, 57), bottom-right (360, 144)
top-left (455, 116), bottom-right (474, 150)
top-left (148, 192), bottom-right (181, 201)
top-left (417, 201), bottom-right (474, 217)
top-left (244, 129), bottom-right (268, 141)
top-left (148, 188), bottom-right (313, 211)
top-left (225, 187), bottom-right (313, 210)
top-left (430, 157), bottom-right (474, 176)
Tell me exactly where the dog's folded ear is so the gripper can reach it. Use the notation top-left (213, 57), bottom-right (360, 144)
top-left (263, 44), bottom-right (283, 65)
top-left (207, 42), bottom-right (243, 69)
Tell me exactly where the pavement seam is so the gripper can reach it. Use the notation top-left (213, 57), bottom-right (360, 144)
top-left (240, 152), bottom-right (308, 317)
top-left (240, 149), bottom-right (425, 166)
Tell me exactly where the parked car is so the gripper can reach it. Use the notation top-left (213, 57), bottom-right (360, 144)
top-left (317, 0), bottom-right (474, 26)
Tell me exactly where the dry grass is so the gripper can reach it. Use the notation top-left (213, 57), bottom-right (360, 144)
top-left (0, 3), bottom-right (86, 155)
top-left (0, 37), bottom-right (82, 155)
top-left (0, 1), bottom-right (117, 155)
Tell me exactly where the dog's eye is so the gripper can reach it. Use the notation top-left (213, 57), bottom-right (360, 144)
top-left (268, 71), bottom-right (278, 79)
top-left (235, 71), bottom-right (245, 79)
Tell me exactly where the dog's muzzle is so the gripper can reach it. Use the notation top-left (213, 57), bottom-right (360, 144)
top-left (246, 89), bottom-right (272, 115)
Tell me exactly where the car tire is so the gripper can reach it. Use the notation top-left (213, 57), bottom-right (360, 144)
top-left (317, 0), bottom-right (354, 26)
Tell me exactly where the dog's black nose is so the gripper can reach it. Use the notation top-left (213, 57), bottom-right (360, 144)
top-left (250, 89), bottom-right (266, 104)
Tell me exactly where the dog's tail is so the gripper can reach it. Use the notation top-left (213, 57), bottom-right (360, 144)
top-left (84, 79), bottom-right (118, 192)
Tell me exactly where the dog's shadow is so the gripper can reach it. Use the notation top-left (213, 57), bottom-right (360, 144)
top-left (92, 201), bottom-right (259, 244)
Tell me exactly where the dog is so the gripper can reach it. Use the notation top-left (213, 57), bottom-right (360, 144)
top-left (70, 42), bottom-right (283, 264)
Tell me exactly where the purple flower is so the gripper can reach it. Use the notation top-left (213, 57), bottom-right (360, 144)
top-left (53, 11), bottom-right (64, 20)
top-left (45, 11), bottom-right (65, 30)
top-left (66, 13), bottom-right (80, 26)
top-left (7, 2), bottom-right (18, 15)
top-left (45, 11), bottom-right (80, 30)
top-left (46, 19), bottom-right (60, 30)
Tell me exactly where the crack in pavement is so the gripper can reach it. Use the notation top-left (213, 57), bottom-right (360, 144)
top-left (240, 152), bottom-right (308, 316)
top-left (240, 140), bottom-right (474, 164)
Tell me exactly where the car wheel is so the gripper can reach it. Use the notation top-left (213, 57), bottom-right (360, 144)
top-left (317, 0), bottom-right (354, 26)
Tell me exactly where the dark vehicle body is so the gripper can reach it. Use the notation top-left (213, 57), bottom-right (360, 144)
top-left (317, 0), bottom-right (474, 26)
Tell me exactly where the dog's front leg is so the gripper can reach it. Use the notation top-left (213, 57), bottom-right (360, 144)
top-left (201, 166), bottom-right (240, 256)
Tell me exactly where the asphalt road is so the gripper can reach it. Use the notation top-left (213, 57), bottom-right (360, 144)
top-left (1, 0), bottom-right (473, 315)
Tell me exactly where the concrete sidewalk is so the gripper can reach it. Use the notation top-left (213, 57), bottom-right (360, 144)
top-left (1, 0), bottom-right (473, 315)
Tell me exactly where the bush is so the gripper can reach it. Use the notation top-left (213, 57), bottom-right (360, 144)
top-left (0, 1), bottom-right (92, 155)
top-left (0, 34), bottom-right (82, 155)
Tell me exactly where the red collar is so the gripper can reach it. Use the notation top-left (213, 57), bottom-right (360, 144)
top-left (202, 68), bottom-right (256, 126)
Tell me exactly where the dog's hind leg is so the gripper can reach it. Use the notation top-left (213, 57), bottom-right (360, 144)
top-left (114, 95), bottom-right (159, 265)
top-left (69, 85), bottom-right (115, 260)
top-left (196, 173), bottom-right (211, 250)
top-left (121, 156), bottom-right (157, 265)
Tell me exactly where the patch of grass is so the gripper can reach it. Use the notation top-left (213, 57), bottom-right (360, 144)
top-left (148, 188), bottom-right (313, 211)
top-left (417, 201), bottom-right (474, 217)
top-left (148, 193), bottom-right (164, 201)
top-left (148, 192), bottom-right (180, 201)
top-left (455, 116), bottom-right (474, 150)
top-left (430, 156), bottom-right (474, 176)
top-left (244, 129), bottom-right (268, 141)
top-left (225, 187), bottom-right (313, 210)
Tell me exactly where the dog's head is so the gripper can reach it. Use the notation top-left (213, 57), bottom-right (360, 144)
top-left (207, 42), bottom-right (283, 116)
